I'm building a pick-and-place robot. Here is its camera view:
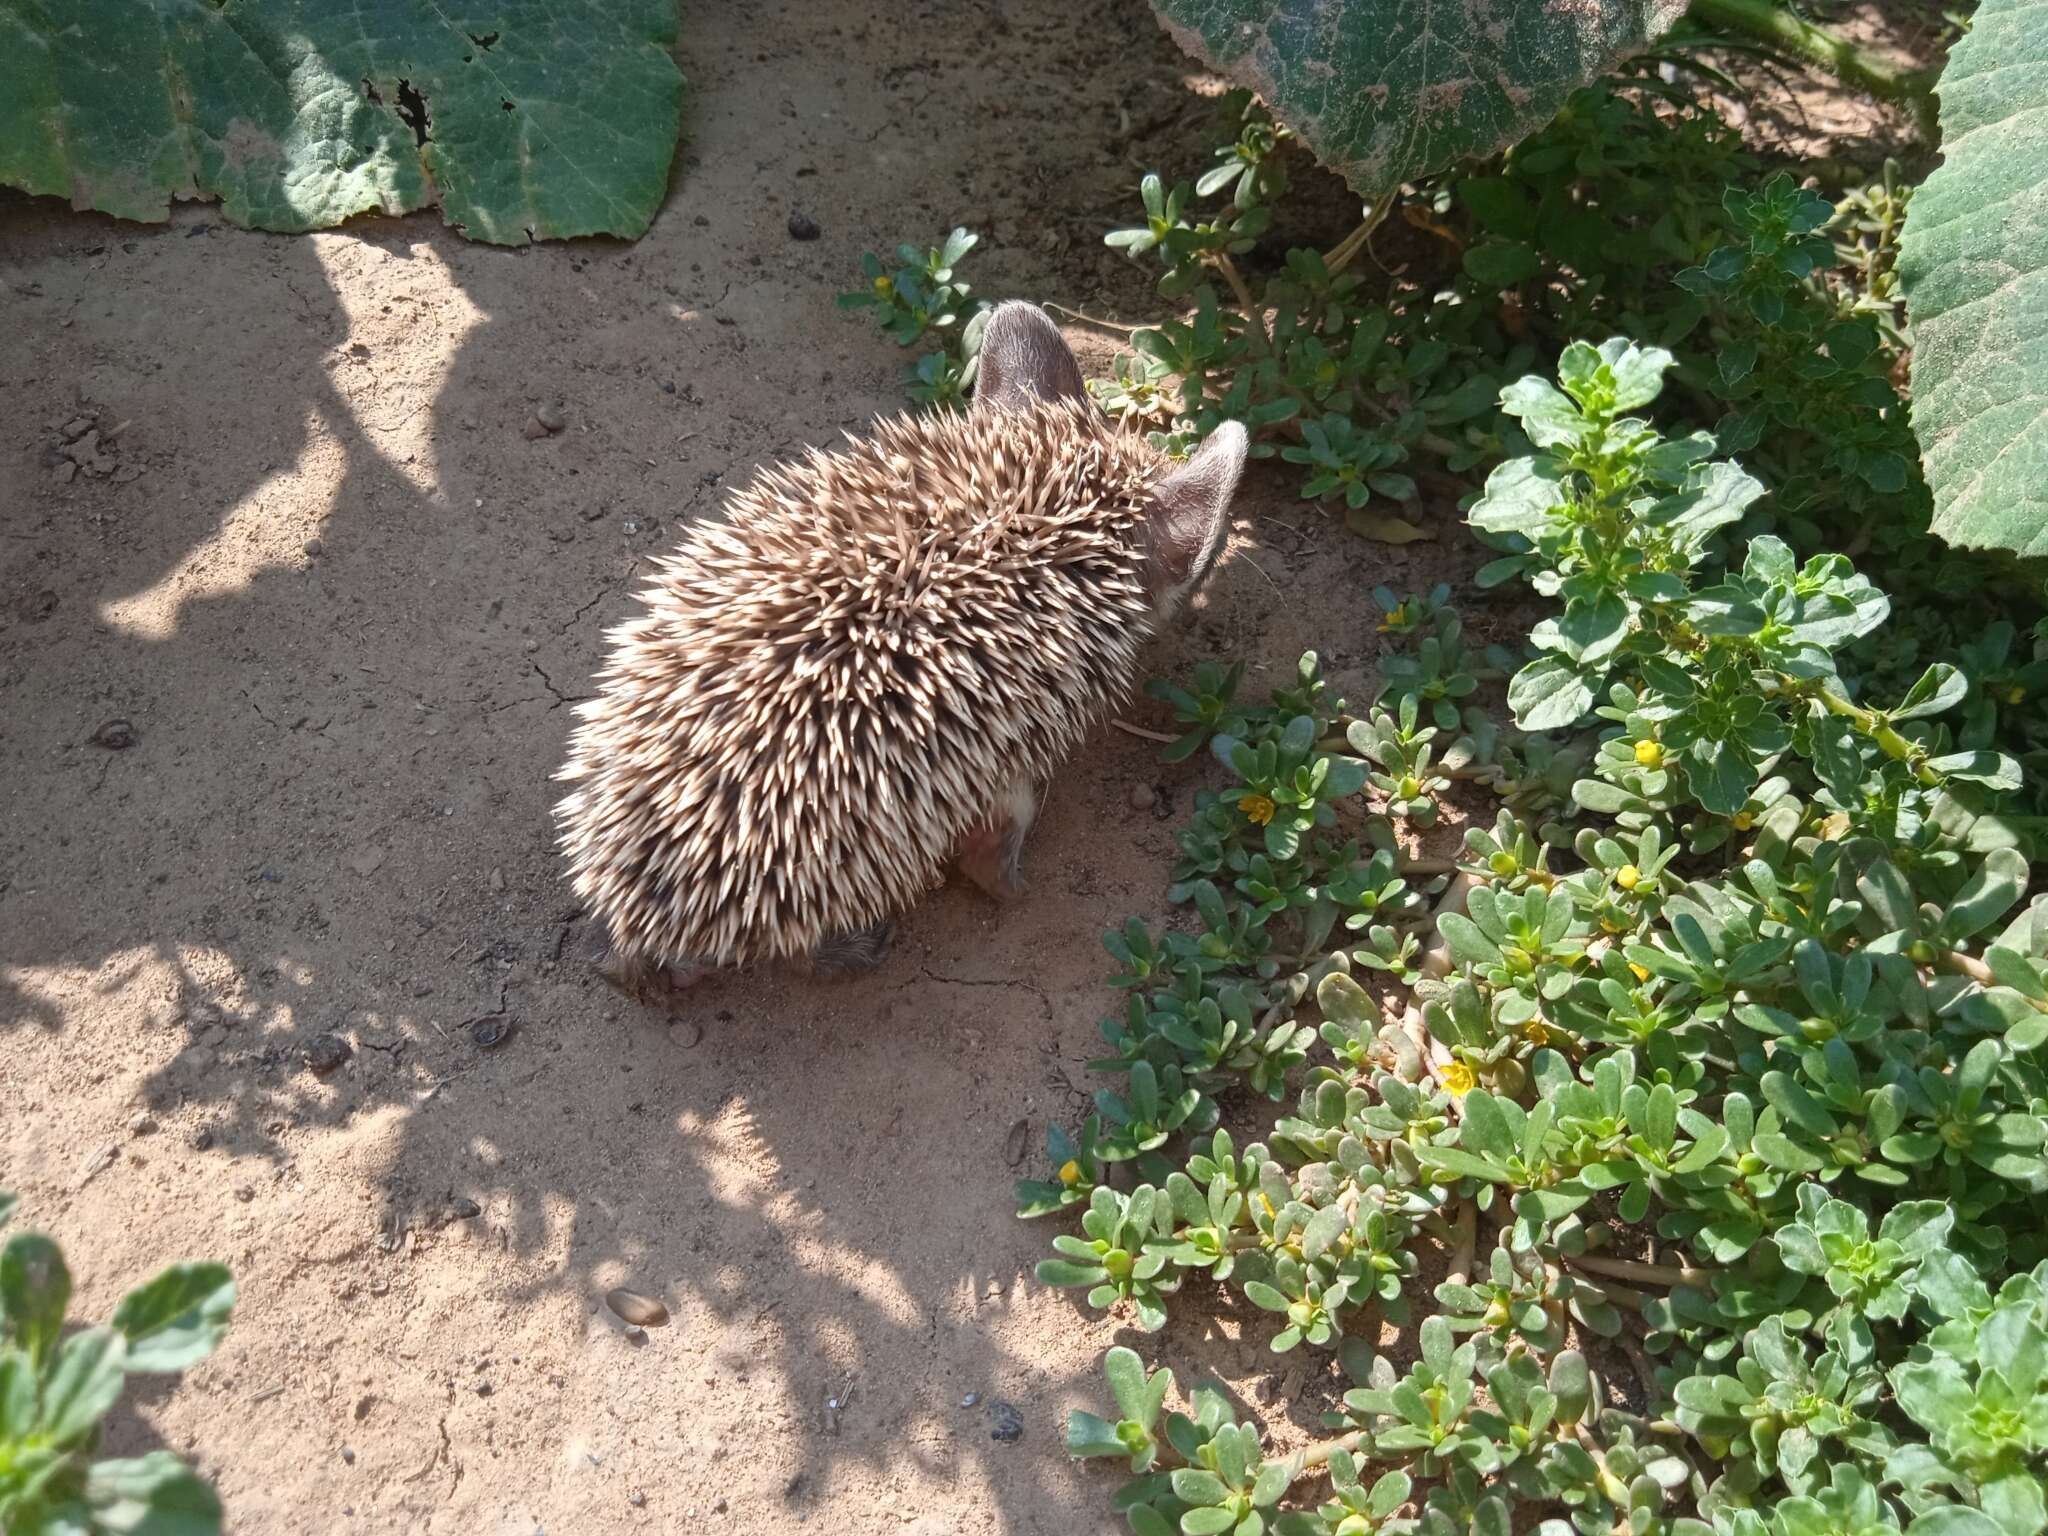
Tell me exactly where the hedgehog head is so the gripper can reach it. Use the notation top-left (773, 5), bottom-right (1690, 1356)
top-left (975, 300), bottom-right (1248, 624)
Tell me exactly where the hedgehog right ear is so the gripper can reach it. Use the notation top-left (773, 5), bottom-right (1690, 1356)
top-left (1145, 422), bottom-right (1248, 613)
top-left (972, 301), bottom-right (1088, 414)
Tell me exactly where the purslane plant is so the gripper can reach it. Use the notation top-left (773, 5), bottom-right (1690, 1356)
top-left (1031, 342), bottom-right (2048, 1535)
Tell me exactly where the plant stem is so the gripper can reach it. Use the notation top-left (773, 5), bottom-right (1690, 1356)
top-left (1566, 1253), bottom-right (1716, 1288)
top-left (1446, 1199), bottom-right (1477, 1287)
top-left (1688, 0), bottom-right (1938, 133)
top-left (1293, 1430), bottom-right (1366, 1475)
top-left (1785, 676), bottom-right (1941, 787)
top-left (1322, 198), bottom-right (1394, 279)
top-left (1209, 252), bottom-right (1261, 328)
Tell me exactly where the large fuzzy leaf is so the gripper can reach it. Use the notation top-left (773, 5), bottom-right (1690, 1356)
top-left (1898, 0), bottom-right (2048, 555)
top-left (0, 0), bottom-right (684, 244)
top-left (1147, 0), bottom-right (1687, 203)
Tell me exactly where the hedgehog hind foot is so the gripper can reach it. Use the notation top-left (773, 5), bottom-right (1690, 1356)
top-left (956, 779), bottom-right (1038, 901)
top-left (811, 919), bottom-right (896, 977)
top-left (598, 949), bottom-right (714, 1012)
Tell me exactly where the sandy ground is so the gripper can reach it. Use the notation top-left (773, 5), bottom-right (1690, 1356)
top-left (0, 2), bottom-right (1492, 1530)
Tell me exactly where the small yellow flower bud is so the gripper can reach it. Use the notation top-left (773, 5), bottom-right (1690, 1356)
top-left (1058, 1159), bottom-right (1082, 1186)
top-left (1615, 864), bottom-right (1641, 891)
top-left (1238, 792), bottom-right (1277, 826)
top-left (1634, 739), bottom-right (1664, 769)
top-left (1441, 1061), bottom-right (1477, 1097)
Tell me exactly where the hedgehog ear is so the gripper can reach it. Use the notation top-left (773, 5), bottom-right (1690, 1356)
top-left (973, 301), bottom-right (1088, 414)
top-left (1146, 422), bottom-right (1248, 608)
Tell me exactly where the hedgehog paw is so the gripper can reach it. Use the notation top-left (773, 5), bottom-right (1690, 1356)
top-left (812, 920), bottom-right (896, 976)
top-left (600, 952), bottom-right (712, 1012)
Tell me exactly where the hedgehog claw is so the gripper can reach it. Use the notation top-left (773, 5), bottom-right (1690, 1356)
top-left (599, 951), bottom-right (712, 1012)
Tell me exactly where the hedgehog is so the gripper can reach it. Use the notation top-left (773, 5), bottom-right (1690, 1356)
top-left (553, 301), bottom-right (1248, 1004)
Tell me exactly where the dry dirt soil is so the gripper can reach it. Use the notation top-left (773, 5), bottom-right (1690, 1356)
top-left (0, 2), bottom-right (1486, 1531)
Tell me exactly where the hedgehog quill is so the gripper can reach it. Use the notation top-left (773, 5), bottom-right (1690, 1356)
top-left (555, 302), bottom-right (1248, 1004)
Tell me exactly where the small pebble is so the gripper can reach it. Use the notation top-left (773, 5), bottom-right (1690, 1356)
top-left (90, 718), bottom-right (137, 750)
top-left (667, 1019), bottom-right (702, 1049)
top-left (127, 1111), bottom-right (157, 1135)
top-left (522, 415), bottom-right (552, 440)
top-left (960, 1391), bottom-right (980, 1409)
top-left (1126, 782), bottom-right (1154, 812)
top-left (629, 1490), bottom-right (646, 1507)
top-left (191, 1126), bottom-right (215, 1151)
top-left (1003, 1117), bottom-right (1029, 1167)
top-left (714, 1498), bottom-right (729, 1514)
top-left (605, 1288), bottom-right (671, 1327)
top-left (53, 461), bottom-right (77, 484)
top-left (787, 210), bottom-right (820, 241)
top-left (447, 1196), bottom-right (481, 1221)
top-left (536, 401), bottom-right (567, 432)
top-left (303, 536), bottom-right (324, 556)
top-left (304, 1032), bottom-right (353, 1076)
top-left (340, 1446), bottom-right (356, 1465)
top-left (489, 866), bottom-right (506, 893)
top-left (469, 1015), bottom-right (514, 1049)
top-left (234, 1184), bottom-right (256, 1203)
top-left (988, 1401), bottom-right (1024, 1443)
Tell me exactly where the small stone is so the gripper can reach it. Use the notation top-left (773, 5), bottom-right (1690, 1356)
top-left (714, 1498), bottom-right (729, 1514)
top-left (127, 1111), bottom-right (158, 1135)
top-left (629, 1491), bottom-right (646, 1508)
top-left (988, 1401), bottom-right (1025, 1443)
top-left (353, 1394), bottom-right (375, 1421)
top-left (61, 416), bottom-right (93, 440)
top-left (666, 1019), bottom-right (702, 1049)
top-left (190, 1125), bottom-right (215, 1150)
top-left (305, 1032), bottom-right (352, 1076)
top-left (475, 1381), bottom-right (493, 1397)
top-left (787, 209), bottom-right (821, 241)
top-left (340, 1446), bottom-right (356, 1465)
top-left (113, 464), bottom-right (143, 483)
top-left (234, 1184), bottom-right (256, 1203)
top-left (489, 866), bottom-right (506, 893)
top-left (1126, 782), bottom-right (1155, 812)
top-left (64, 429), bottom-right (100, 463)
top-left (303, 536), bottom-right (324, 556)
top-left (605, 1288), bottom-right (670, 1327)
top-left (960, 1391), bottom-right (980, 1409)
top-left (446, 1196), bottom-right (481, 1221)
top-left (523, 415), bottom-right (552, 440)
top-left (468, 1014), bottom-right (514, 1049)
top-left (90, 718), bottom-right (137, 750)
top-left (52, 461), bottom-right (77, 484)
top-left (535, 401), bottom-right (567, 432)
top-left (78, 1142), bottom-right (119, 1186)
top-left (1003, 1117), bottom-right (1029, 1167)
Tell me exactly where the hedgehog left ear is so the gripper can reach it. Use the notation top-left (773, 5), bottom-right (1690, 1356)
top-left (1146, 422), bottom-right (1248, 611)
top-left (973, 301), bottom-right (1088, 414)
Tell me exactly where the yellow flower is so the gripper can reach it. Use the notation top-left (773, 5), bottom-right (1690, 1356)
top-left (873, 274), bottom-right (894, 296)
top-left (1376, 602), bottom-right (1408, 635)
top-left (1615, 864), bottom-right (1642, 891)
top-left (1522, 1019), bottom-right (1551, 1046)
top-left (1629, 962), bottom-right (1650, 983)
top-left (2008, 685), bottom-right (2027, 706)
top-left (1731, 809), bottom-right (1756, 831)
top-left (1634, 739), bottom-right (1664, 770)
top-left (1440, 1060), bottom-right (1477, 1097)
top-left (1058, 1159), bottom-right (1082, 1186)
top-left (1239, 792), bottom-right (1277, 826)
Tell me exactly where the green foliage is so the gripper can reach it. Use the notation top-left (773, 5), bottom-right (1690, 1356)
top-left (1034, 343), bottom-right (2048, 1534)
top-left (0, 1194), bottom-right (233, 1535)
top-left (0, 0), bottom-right (684, 243)
top-left (1897, 0), bottom-right (2048, 559)
top-left (836, 228), bottom-right (990, 409)
top-left (1144, 0), bottom-right (1686, 203)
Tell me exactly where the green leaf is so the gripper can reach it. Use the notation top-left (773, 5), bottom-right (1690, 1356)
top-left (1908, 1511), bottom-right (2009, 1536)
top-left (1, 1232), bottom-right (72, 1369)
top-left (1147, 0), bottom-right (1686, 203)
top-left (1897, 0), bottom-right (2048, 555)
top-left (1509, 657), bottom-right (1597, 732)
top-left (82, 1451), bottom-right (223, 1536)
top-left (42, 1327), bottom-right (128, 1444)
top-left (1066, 1409), bottom-right (1129, 1458)
top-left (111, 1264), bottom-right (235, 1374)
top-left (0, 0), bottom-right (685, 244)
top-left (1464, 238), bottom-right (1541, 288)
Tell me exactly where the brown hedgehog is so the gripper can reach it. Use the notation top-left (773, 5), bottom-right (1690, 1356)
top-left (554, 301), bottom-right (1248, 1003)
